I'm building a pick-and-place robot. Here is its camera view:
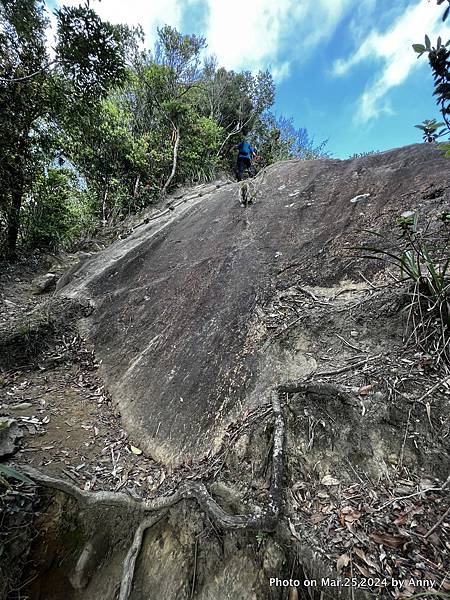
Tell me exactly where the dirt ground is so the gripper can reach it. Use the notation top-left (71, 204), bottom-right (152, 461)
top-left (0, 253), bottom-right (166, 494)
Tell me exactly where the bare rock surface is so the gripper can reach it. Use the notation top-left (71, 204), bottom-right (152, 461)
top-left (55, 144), bottom-right (450, 465)
top-left (32, 272), bottom-right (57, 295)
top-left (2, 144), bottom-right (450, 600)
top-left (0, 417), bottom-right (23, 458)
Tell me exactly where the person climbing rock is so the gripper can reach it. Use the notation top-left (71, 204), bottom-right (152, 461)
top-left (236, 139), bottom-right (256, 181)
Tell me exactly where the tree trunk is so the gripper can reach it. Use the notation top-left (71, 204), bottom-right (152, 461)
top-left (6, 180), bottom-right (24, 259)
top-left (102, 186), bottom-right (109, 226)
top-left (133, 175), bottom-right (141, 198)
top-left (162, 128), bottom-right (180, 194)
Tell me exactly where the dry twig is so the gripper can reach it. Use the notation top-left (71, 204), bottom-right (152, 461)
top-left (424, 507), bottom-right (450, 540)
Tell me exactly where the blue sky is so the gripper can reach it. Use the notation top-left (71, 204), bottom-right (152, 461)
top-left (49, 0), bottom-right (450, 158)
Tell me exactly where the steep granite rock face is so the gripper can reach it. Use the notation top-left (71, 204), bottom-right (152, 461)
top-left (57, 144), bottom-right (450, 465)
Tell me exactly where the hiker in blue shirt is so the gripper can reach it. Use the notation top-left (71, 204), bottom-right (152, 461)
top-left (236, 140), bottom-right (256, 181)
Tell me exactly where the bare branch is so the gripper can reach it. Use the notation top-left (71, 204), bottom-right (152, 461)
top-left (162, 127), bottom-right (180, 194)
top-left (216, 114), bottom-right (254, 157)
top-left (0, 60), bottom-right (58, 83)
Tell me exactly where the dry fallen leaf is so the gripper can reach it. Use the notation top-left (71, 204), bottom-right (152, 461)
top-left (402, 583), bottom-right (416, 596)
top-left (130, 445), bottom-right (142, 455)
top-left (354, 563), bottom-right (371, 578)
top-left (336, 553), bottom-right (351, 573)
top-left (310, 513), bottom-right (329, 524)
top-left (354, 548), bottom-right (380, 572)
top-left (340, 506), bottom-right (362, 523)
top-left (358, 384), bottom-right (374, 396)
top-left (321, 474), bottom-right (340, 486)
top-left (354, 547), bottom-right (366, 561)
top-left (393, 513), bottom-right (408, 526)
top-left (288, 518), bottom-right (301, 543)
top-left (369, 533), bottom-right (407, 549)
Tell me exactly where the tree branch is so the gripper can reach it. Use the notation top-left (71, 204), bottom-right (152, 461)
top-left (216, 114), bottom-right (254, 157)
top-left (20, 388), bottom-right (284, 531)
top-left (0, 60), bottom-right (58, 84)
top-left (162, 127), bottom-right (180, 194)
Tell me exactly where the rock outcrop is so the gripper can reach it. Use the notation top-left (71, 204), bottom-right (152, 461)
top-left (56, 143), bottom-right (450, 465)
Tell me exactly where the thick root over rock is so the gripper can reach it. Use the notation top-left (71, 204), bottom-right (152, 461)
top-left (20, 390), bottom-right (285, 600)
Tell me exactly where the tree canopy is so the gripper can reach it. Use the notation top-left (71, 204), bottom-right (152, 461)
top-left (0, 1), bottom-right (328, 259)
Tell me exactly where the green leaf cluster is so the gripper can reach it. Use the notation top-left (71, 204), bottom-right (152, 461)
top-left (414, 118), bottom-right (447, 142)
top-left (354, 214), bottom-right (450, 363)
top-left (0, 2), bottom-right (326, 258)
top-left (413, 6), bottom-right (450, 144)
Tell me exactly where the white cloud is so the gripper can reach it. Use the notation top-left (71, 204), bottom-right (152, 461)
top-left (332, 0), bottom-right (450, 122)
top-left (271, 61), bottom-right (291, 82)
top-left (54, 0), bottom-right (182, 46)
top-left (348, 0), bottom-right (377, 40)
top-left (202, 0), bottom-right (296, 74)
top-left (56, 0), bottom-right (437, 102)
top-left (51, 0), bottom-right (356, 82)
top-left (202, 0), bottom-right (354, 78)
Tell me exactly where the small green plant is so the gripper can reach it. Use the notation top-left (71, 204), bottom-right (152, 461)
top-left (348, 150), bottom-right (380, 158)
top-left (18, 324), bottom-right (31, 337)
top-left (255, 531), bottom-right (268, 547)
top-left (414, 119), bottom-right (447, 142)
top-left (354, 213), bottom-right (450, 364)
top-left (413, 32), bottom-right (450, 143)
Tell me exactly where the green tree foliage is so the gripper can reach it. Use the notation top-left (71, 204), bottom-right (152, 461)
top-left (0, 0), bottom-right (134, 257)
top-left (413, 2), bottom-right (450, 148)
top-left (55, 4), bottom-right (133, 99)
top-left (0, 0), bottom-right (49, 257)
top-left (0, 3), bottom-right (326, 259)
top-left (414, 118), bottom-right (447, 142)
top-left (62, 96), bottom-right (149, 222)
top-left (413, 36), bottom-right (450, 134)
top-left (21, 168), bottom-right (94, 250)
top-left (201, 65), bottom-right (275, 159)
top-left (154, 25), bottom-right (205, 90)
top-left (252, 113), bottom-right (329, 163)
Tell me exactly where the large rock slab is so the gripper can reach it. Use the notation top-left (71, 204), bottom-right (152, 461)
top-left (57, 144), bottom-right (450, 465)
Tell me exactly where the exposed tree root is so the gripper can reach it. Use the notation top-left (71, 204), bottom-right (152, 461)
top-left (119, 512), bottom-right (167, 600)
top-left (20, 390), bottom-right (285, 599)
